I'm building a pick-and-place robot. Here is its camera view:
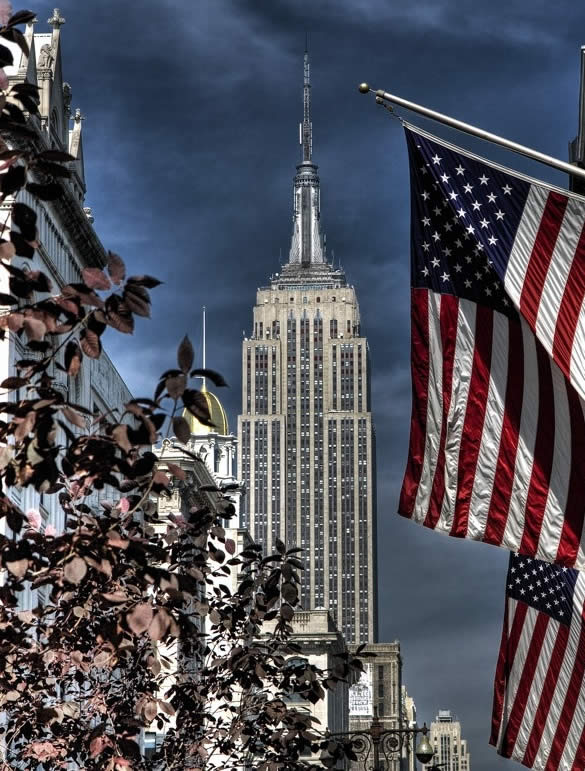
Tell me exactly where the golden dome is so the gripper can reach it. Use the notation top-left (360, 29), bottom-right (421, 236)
top-left (183, 385), bottom-right (229, 436)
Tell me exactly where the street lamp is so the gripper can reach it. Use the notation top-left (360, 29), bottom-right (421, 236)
top-left (326, 707), bottom-right (434, 771)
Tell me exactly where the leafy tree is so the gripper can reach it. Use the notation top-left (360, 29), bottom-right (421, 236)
top-left (0, 11), bottom-right (363, 769)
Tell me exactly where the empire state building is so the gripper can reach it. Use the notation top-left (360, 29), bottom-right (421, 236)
top-left (237, 51), bottom-right (377, 644)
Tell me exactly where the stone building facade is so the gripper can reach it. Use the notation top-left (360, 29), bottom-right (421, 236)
top-left (237, 50), bottom-right (377, 645)
top-left (2, 10), bottom-right (131, 544)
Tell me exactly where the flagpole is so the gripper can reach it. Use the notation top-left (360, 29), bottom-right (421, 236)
top-left (358, 84), bottom-right (585, 184)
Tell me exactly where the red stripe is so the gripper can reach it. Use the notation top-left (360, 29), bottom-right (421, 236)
top-left (492, 601), bottom-right (529, 749)
top-left (424, 294), bottom-right (459, 529)
top-left (556, 384), bottom-right (585, 567)
top-left (490, 600), bottom-right (510, 746)
top-left (520, 192), bottom-right (567, 329)
top-left (552, 219), bottom-right (585, 378)
top-left (484, 320), bottom-right (524, 545)
top-left (451, 305), bottom-right (493, 538)
top-left (519, 341), bottom-right (555, 556)
top-left (545, 623), bottom-right (585, 771)
top-left (568, 717), bottom-right (585, 770)
top-left (507, 600), bottom-right (529, 669)
top-left (499, 613), bottom-right (550, 757)
top-left (399, 288), bottom-right (430, 517)
top-left (522, 623), bottom-right (571, 767)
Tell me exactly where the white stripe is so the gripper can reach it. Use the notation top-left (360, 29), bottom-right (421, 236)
top-left (535, 366), bottom-right (571, 565)
top-left (437, 299), bottom-right (476, 531)
top-left (557, 575), bottom-right (585, 770)
top-left (467, 313), bottom-right (509, 540)
top-left (497, 598), bottom-right (539, 752)
top-left (509, 611), bottom-right (563, 763)
top-left (502, 319), bottom-right (539, 553)
top-left (570, 296), bottom-right (585, 406)
top-left (531, 574), bottom-right (585, 771)
top-left (412, 292), bottom-right (443, 524)
top-left (535, 199), bottom-right (585, 359)
top-left (504, 186), bottom-right (548, 308)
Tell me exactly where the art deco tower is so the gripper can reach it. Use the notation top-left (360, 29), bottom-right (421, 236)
top-left (237, 51), bottom-right (377, 644)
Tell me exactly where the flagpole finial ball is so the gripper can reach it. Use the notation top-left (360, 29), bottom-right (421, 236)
top-left (358, 83), bottom-right (370, 93)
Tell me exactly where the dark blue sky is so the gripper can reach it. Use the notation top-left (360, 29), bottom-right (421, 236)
top-left (28, 1), bottom-right (585, 768)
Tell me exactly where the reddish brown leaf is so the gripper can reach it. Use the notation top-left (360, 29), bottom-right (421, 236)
top-left (63, 556), bottom-right (87, 584)
top-left (64, 340), bottom-right (83, 375)
top-left (23, 317), bottom-right (45, 341)
top-left (107, 251), bottom-right (126, 285)
top-left (166, 373), bottom-right (186, 399)
top-left (80, 328), bottom-right (102, 359)
top-left (177, 335), bottom-right (194, 374)
top-left (166, 462), bottom-right (186, 481)
top-left (148, 609), bottom-right (171, 641)
top-left (82, 267), bottom-right (111, 291)
top-left (1, 376), bottom-right (27, 389)
top-left (173, 416), bottom-right (191, 444)
top-left (126, 603), bottom-right (154, 635)
top-left (62, 407), bottom-right (85, 429)
top-left (6, 558), bottom-right (28, 578)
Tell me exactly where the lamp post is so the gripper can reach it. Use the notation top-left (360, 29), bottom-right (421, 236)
top-left (326, 707), bottom-right (435, 771)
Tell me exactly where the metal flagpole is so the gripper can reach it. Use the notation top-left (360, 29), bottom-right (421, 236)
top-left (358, 84), bottom-right (585, 184)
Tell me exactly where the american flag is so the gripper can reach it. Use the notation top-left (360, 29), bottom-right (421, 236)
top-left (491, 553), bottom-right (585, 770)
top-left (398, 124), bottom-right (585, 569)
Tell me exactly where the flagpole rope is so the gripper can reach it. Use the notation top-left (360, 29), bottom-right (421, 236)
top-left (359, 84), bottom-right (585, 184)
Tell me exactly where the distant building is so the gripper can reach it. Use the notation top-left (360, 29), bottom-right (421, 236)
top-left (423, 710), bottom-right (471, 771)
top-left (237, 48), bottom-right (377, 644)
top-left (348, 642), bottom-right (417, 771)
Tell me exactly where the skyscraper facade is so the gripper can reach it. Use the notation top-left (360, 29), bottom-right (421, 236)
top-left (423, 711), bottom-right (471, 771)
top-left (237, 51), bottom-right (377, 644)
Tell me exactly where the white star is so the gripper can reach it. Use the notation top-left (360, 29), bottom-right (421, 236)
top-left (455, 165), bottom-right (465, 175)
top-left (503, 297), bottom-right (509, 306)
top-left (443, 247), bottom-right (452, 257)
top-left (421, 191), bottom-right (430, 200)
top-left (454, 264), bottom-right (462, 273)
top-left (463, 183), bottom-right (474, 194)
top-left (495, 209), bottom-right (505, 220)
top-left (457, 208), bottom-right (466, 218)
top-left (503, 184), bottom-right (512, 195)
top-left (420, 165), bottom-right (428, 175)
top-left (422, 242), bottom-right (430, 252)
top-left (431, 257), bottom-right (440, 268)
top-left (465, 255), bottom-right (472, 264)
top-left (475, 242), bottom-right (484, 252)
top-left (487, 193), bottom-right (497, 203)
top-left (444, 222), bottom-right (453, 232)
top-left (432, 231), bottom-right (441, 242)
top-left (464, 279), bottom-right (472, 288)
top-left (422, 217), bottom-right (431, 226)
top-left (475, 271), bottom-right (482, 280)
top-left (455, 238), bottom-right (463, 248)
top-left (480, 218), bottom-right (490, 228)
top-left (466, 224), bottom-right (475, 235)
top-left (441, 271), bottom-right (450, 282)
top-left (432, 154), bottom-right (442, 165)
top-left (440, 173), bottom-right (450, 183)
top-left (449, 191), bottom-right (459, 200)
top-left (433, 206), bottom-right (442, 216)
top-left (488, 235), bottom-right (498, 246)
top-left (485, 287), bottom-right (492, 296)
top-left (479, 174), bottom-right (489, 185)
top-left (421, 266), bottom-right (429, 277)
top-left (471, 200), bottom-right (482, 211)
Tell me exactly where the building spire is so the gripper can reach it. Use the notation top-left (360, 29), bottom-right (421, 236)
top-left (287, 45), bottom-right (324, 267)
top-left (301, 41), bottom-right (312, 162)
